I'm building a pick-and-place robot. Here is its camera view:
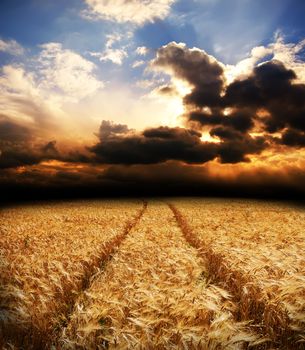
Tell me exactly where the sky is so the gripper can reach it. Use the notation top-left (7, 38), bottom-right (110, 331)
top-left (0, 0), bottom-right (305, 199)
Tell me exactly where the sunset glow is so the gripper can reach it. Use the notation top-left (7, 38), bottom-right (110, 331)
top-left (0, 0), bottom-right (305, 198)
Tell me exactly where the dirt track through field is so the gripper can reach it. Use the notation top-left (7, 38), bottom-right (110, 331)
top-left (61, 201), bottom-right (258, 349)
top-left (0, 200), bottom-right (147, 350)
top-left (168, 201), bottom-right (305, 349)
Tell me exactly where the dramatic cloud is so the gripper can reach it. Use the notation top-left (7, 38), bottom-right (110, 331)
top-left (83, 0), bottom-right (176, 25)
top-left (1, 35), bottom-right (305, 199)
top-left (210, 127), bottom-right (267, 163)
top-left (189, 108), bottom-right (254, 133)
top-left (225, 60), bottom-right (305, 137)
top-left (87, 120), bottom-right (266, 165)
top-left (0, 116), bottom-right (60, 169)
top-left (151, 41), bottom-right (305, 157)
top-left (152, 42), bottom-right (225, 108)
top-left (90, 121), bottom-right (217, 164)
top-left (281, 129), bottom-right (305, 147)
top-left (0, 39), bottom-right (24, 56)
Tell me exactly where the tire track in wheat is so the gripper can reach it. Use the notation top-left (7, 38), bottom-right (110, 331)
top-left (167, 202), bottom-right (294, 349)
top-left (52, 200), bottom-right (148, 345)
top-left (60, 201), bottom-right (260, 349)
top-left (0, 200), bottom-right (147, 350)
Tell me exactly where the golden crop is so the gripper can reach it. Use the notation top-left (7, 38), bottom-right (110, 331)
top-left (0, 200), bottom-right (144, 349)
top-left (169, 198), bottom-right (305, 348)
top-left (60, 201), bottom-right (261, 349)
top-left (1, 198), bottom-right (304, 349)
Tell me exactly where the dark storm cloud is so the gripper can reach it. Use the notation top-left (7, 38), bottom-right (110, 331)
top-left (153, 43), bottom-right (305, 152)
top-left (225, 61), bottom-right (297, 108)
top-left (90, 123), bottom-right (218, 164)
top-left (281, 129), bottom-right (305, 147)
top-left (189, 108), bottom-right (254, 133)
top-left (152, 42), bottom-right (224, 108)
top-left (207, 125), bottom-right (267, 163)
top-left (225, 60), bottom-right (305, 135)
top-left (0, 116), bottom-right (61, 169)
top-left (2, 44), bottom-right (304, 173)
top-left (213, 127), bottom-right (267, 163)
top-left (0, 147), bottom-right (41, 169)
top-left (143, 127), bottom-right (201, 139)
top-left (88, 121), bottom-right (266, 165)
top-left (0, 115), bottom-right (268, 170)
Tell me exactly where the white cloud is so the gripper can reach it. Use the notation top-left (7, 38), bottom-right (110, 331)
top-left (38, 43), bottom-right (103, 99)
top-left (224, 34), bottom-right (305, 84)
top-left (135, 79), bottom-right (156, 89)
top-left (89, 32), bottom-right (130, 65)
top-left (0, 64), bottom-right (63, 127)
top-left (0, 43), bottom-right (104, 140)
top-left (136, 46), bottom-right (149, 56)
top-left (225, 46), bottom-right (272, 84)
top-left (132, 60), bottom-right (145, 68)
top-left (99, 48), bottom-right (128, 65)
top-left (271, 34), bottom-right (305, 83)
top-left (0, 39), bottom-right (24, 56)
top-left (83, 0), bottom-right (176, 25)
top-left (105, 33), bottom-right (123, 48)
top-left (104, 32), bottom-right (133, 48)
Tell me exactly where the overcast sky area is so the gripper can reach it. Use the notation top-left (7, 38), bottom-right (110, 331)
top-left (1, 0), bottom-right (305, 199)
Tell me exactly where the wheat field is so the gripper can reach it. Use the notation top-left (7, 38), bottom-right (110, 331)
top-left (0, 199), bottom-right (304, 349)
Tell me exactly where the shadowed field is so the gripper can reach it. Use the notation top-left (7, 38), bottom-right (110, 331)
top-left (0, 199), bottom-right (304, 349)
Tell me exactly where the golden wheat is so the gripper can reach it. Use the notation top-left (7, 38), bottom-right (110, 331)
top-left (1, 198), bottom-right (304, 349)
top-left (169, 198), bottom-right (305, 348)
top-left (60, 201), bottom-right (262, 349)
top-left (0, 200), bottom-right (143, 349)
